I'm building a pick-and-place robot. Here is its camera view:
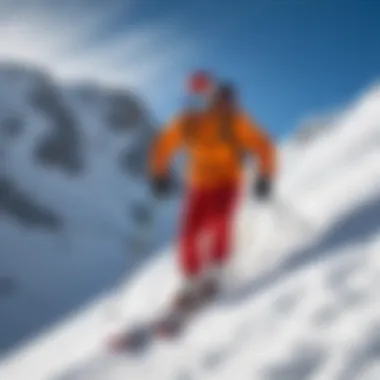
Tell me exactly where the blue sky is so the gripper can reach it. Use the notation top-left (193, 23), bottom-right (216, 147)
top-left (0, 0), bottom-right (379, 140)
top-left (131, 0), bottom-right (380, 139)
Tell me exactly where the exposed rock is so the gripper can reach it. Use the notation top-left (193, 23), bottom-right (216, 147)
top-left (0, 177), bottom-right (62, 230)
top-left (106, 90), bottom-right (147, 132)
top-left (31, 79), bottom-right (83, 174)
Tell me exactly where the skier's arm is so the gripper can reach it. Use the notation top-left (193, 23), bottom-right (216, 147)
top-left (149, 115), bottom-right (184, 178)
top-left (236, 112), bottom-right (277, 179)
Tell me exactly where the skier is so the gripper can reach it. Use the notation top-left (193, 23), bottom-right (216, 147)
top-left (149, 71), bottom-right (277, 311)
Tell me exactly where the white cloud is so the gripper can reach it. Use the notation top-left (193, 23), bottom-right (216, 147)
top-left (0, 0), bottom-right (196, 101)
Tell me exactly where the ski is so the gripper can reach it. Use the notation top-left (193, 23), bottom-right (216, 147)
top-left (106, 286), bottom-right (220, 354)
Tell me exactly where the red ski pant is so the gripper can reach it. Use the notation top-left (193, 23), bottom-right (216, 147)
top-left (179, 182), bottom-right (239, 278)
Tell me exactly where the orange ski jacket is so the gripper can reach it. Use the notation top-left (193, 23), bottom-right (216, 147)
top-left (150, 109), bottom-right (277, 189)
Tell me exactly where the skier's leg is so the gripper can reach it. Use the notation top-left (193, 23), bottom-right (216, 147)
top-left (154, 188), bottom-right (209, 335)
top-left (211, 183), bottom-right (239, 263)
top-left (176, 186), bottom-right (210, 308)
top-left (179, 187), bottom-right (208, 277)
top-left (204, 182), bottom-right (239, 292)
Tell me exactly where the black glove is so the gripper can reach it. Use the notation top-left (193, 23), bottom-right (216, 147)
top-left (150, 175), bottom-right (172, 198)
top-left (254, 177), bottom-right (272, 200)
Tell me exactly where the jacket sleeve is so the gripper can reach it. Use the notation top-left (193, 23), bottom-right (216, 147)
top-left (235, 112), bottom-right (277, 179)
top-left (149, 114), bottom-right (184, 177)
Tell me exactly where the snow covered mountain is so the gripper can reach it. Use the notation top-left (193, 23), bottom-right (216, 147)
top-left (0, 62), bottom-right (180, 354)
top-left (1, 75), bottom-right (380, 380)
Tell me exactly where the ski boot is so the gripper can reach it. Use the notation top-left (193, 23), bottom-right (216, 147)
top-left (172, 284), bottom-right (201, 313)
top-left (154, 280), bottom-right (200, 337)
top-left (199, 265), bottom-right (224, 302)
top-left (199, 277), bottom-right (220, 302)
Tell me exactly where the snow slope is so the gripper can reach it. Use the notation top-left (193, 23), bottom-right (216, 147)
top-left (0, 62), bottom-right (179, 354)
top-left (1, 80), bottom-right (380, 380)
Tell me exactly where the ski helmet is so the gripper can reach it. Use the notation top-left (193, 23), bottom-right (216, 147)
top-left (186, 70), bottom-right (215, 94)
top-left (185, 70), bottom-right (215, 110)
